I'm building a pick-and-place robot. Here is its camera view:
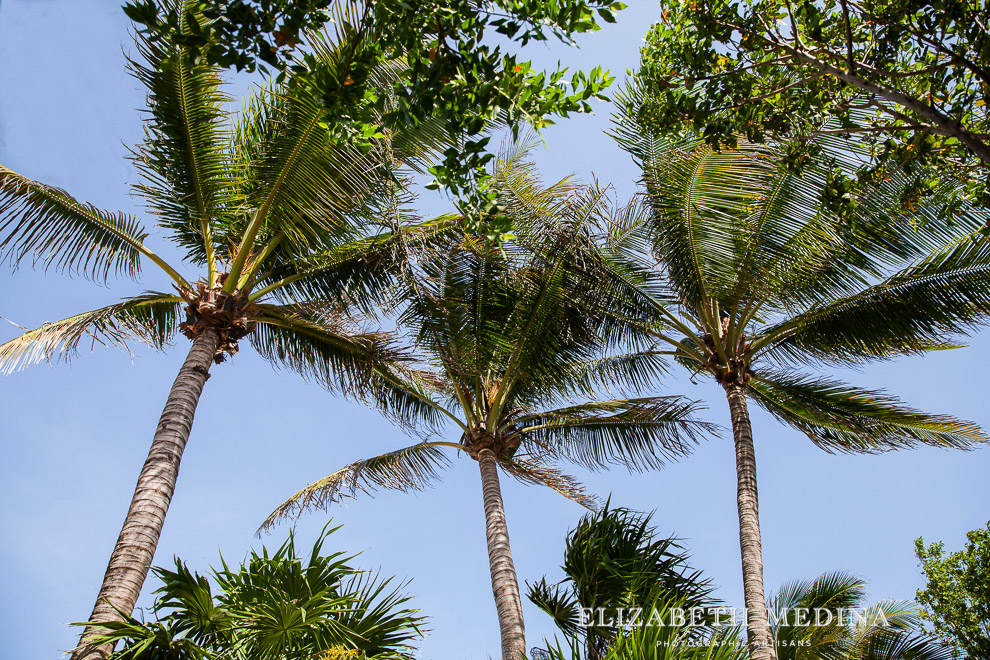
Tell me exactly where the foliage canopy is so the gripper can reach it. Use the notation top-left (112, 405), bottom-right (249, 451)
top-left (122, 0), bottom-right (628, 234)
top-left (636, 0), bottom-right (990, 206)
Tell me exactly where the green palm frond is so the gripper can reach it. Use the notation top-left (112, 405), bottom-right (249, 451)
top-left (75, 611), bottom-right (210, 660)
top-left (259, 442), bottom-right (454, 534)
top-left (249, 303), bottom-right (444, 430)
top-left (493, 132), bottom-right (580, 228)
top-left (558, 351), bottom-right (675, 399)
top-left (0, 293), bottom-right (182, 374)
top-left (129, 24), bottom-right (237, 273)
top-left (233, 81), bottom-right (366, 259)
top-left (748, 371), bottom-right (988, 453)
top-left (848, 602), bottom-right (956, 660)
top-left (770, 572), bottom-right (866, 660)
top-left (229, 37), bottom-right (438, 278)
top-left (527, 578), bottom-right (583, 638)
top-left (759, 232), bottom-right (990, 366)
top-left (768, 573), bottom-right (955, 660)
top-left (333, 571), bottom-right (426, 659)
top-left (612, 119), bottom-right (775, 310)
top-left (614, 91), bottom-right (989, 317)
top-left (97, 525), bottom-right (424, 660)
top-left (253, 212), bottom-right (462, 312)
top-left (496, 455), bottom-right (599, 509)
top-left (0, 165), bottom-right (156, 282)
top-left (516, 397), bottom-right (715, 472)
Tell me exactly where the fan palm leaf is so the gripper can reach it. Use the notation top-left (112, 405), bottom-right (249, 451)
top-left (768, 572), bottom-right (955, 660)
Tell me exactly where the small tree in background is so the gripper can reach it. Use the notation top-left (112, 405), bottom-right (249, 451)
top-left (528, 502), bottom-right (713, 660)
top-left (81, 525), bottom-right (425, 660)
top-left (916, 522), bottom-right (990, 659)
top-left (770, 571), bottom-right (954, 660)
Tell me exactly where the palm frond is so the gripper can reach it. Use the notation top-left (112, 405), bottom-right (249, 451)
top-left (611, 114), bottom-right (775, 310)
top-left (614, 85), bottom-right (990, 317)
top-left (259, 442), bottom-right (453, 533)
top-left (0, 165), bottom-right (152, 281)
top-left (516, 397), bottom-right (715, 472)
top-left (0, 293), bottom-right (182, 374)
top-left (770, 572), bottom-right (867, 660)
top-left (230, 39), bottom-right (435, 268)
top-left (129, 23), bottom-right (237, 269)
top-left (492, 132), bottom-right (580, 228)
top-left (526, 578), bottom-right (584, 638)
top-left (249, 303), bottom-right (445, 431)
top-left (849, 601), bottom-right (957, 660)
top-left (557, 351), bottom-right (674, 399)
top-left (497, 455), bottom-right (599, 509)
top-left (254, 212), bottom-right (462, 313)
top-left (759, 232), bottom-right (990, 365)
top-left (748, 371), bottom-right (988, 453)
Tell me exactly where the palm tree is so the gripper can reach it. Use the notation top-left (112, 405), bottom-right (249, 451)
top-left (539, 594), bottom-right (747, 660)
top-left (528, 502), bottom-right (713, 660)
top-left (259, 148), bottom-right (718, 660)
top-left (84, 524), bottom-right (426, 660)
top-left (0, 5), bottom-right (449, 658)
top-left (769, 572), bottom-right (955, 660)
top-left (611, 115), bottom-right (990, 660)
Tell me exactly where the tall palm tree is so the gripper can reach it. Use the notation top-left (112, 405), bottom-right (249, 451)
top-left (527, 502), bottom-right (714, 660)
top-left (0, 5), bottom-right (449, 658)
top-left (260, 148), bottom-right (718, 660)
top-left (769, 572), bottom-right (955, 660)
top-left (611, 115), bottom-right (990, 660)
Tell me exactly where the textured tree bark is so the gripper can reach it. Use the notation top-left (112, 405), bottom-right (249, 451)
top-left (477, 449), bottom-right (527, 660)
top-left (71, 328), bottom-right (221, 660)
top-left (725, 384), bottom-right (776, 660)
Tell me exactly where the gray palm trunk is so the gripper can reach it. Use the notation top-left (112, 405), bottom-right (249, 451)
top-left (477, 448), bottom-right (527, 660)
top-left (724, 384), bottom-right (776, 660)
top-left (72, 328), bottom-right (221, 660)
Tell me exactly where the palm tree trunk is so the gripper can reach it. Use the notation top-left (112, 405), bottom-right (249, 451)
top-left (72, 328), bottom-right (221, 660)
top-left (724, 384), bottom-right (776, 660)
top-left (477, 448), bottom-right (527, 660)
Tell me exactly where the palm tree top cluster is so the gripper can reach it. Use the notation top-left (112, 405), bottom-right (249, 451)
top-left (1, 2), bottom-right (988, 660)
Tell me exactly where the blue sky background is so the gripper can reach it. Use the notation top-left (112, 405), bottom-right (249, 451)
top-left (0, 2), bottom-right (987, 659)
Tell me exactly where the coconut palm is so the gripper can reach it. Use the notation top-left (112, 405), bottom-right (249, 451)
top-left (611, 111), bottom-right (990, 660)
top-left (769, 572), bottom-right (955, 660)
top-left (260, 149), bottom-right (718, 660)
top-left (528, 502), bottom-right (714, 660)
top-left (83, 524), bottom-right (426, 660)
top-left (0, 4), bottom-right (451, 658)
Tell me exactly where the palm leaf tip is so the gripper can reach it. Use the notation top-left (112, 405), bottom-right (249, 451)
top-left (0, 293), bottom-right (182, 375)
top-left (499, 456), bottom-right (600, 510)
top-left (259, 442), bottom-right (452, 535)
top-left (750, 371), bottom-right (989, 453)
top-left (521, 396), bottom-right (717, 473)
top-left (0, 166), bottom-right (149, 281)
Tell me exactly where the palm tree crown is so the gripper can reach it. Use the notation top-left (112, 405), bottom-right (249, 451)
top-left (0, 3), bottom-right (451, 657)
top-left (611, 103), bottom-right (990, 659)
top-left (261, 143), bottom-right (720, 659)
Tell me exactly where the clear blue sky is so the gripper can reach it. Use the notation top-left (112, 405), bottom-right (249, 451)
top-left (0, 2), bottom-right (987, 659)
